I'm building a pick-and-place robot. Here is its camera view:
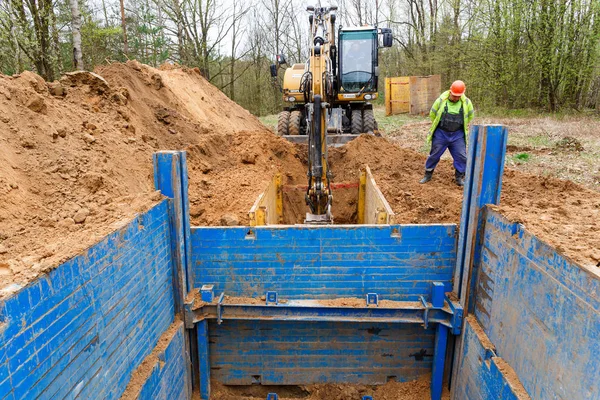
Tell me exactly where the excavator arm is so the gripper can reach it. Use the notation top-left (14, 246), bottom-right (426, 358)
top-left (304, 6), bottom-right (336, 223)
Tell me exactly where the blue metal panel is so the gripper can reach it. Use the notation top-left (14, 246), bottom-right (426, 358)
top-left (454, 124), bottom-right (508, 309)
top-left (197, 320), bottom-right (210, 400)
top-left (452, 317), bottom-right (528, 399)
top-left (0, 201), bottom-right (175, 400)
top-left (191, 224), bottom-right (456, 301)
top-left (209, 320), bottom-right (436, 385)
top-left (154, 151), bottom-right (192, 308)
top-left (137, 322), bottom-right (190, 400)
top-left (473, 209), bottom-right (599, 399)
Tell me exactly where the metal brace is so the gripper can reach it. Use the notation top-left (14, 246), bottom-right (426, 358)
top-left (201, 285), bottom-right (214, 302)
top-left (420, 295), bottom-right (431, 329)
top-left (366, 293), bottom-right (379, 306)
top-left (446, 295), bottom-right (464, 335)
top-left (266, 291), bottom-right (278, 305)
top-left (217, 293), bottom-right (225, 325)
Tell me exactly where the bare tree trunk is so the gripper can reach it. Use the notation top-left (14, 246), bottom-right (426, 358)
top-left (120, 0), bottom-right (129, 54)
top-left (9, 10), bottom-right (23, 72)
top-left (101, 0), bottom-right (109, 26)
top-left (70, 0), bottom-right (83, 70)
top-left (229, 3), bottom-right (237, 100)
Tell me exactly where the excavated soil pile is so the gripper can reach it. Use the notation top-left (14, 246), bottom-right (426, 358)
top-left (210, 376), bottom-right (448, 400)
top-left (328, 135), bottom-right (600, 269)
top-left (186, 132), bottom-right (305, 226)
top-left (0, 61), bottom-right (267, 292)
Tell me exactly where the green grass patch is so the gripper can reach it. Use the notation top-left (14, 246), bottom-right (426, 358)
top-left (527, 135), bottom-right (552, 147)
top-left (513, 152), bottom-right (531, 162)
top-left (259, 114), bottom-right (278, 129)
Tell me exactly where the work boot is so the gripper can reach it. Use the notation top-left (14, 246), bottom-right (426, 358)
top-left (420, 170), bottom-right (434, 184)
top-left (455, 171), bottom-right (465, 187)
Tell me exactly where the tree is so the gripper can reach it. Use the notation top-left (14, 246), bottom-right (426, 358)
top-left (70, 0), bottom-right (83, 69)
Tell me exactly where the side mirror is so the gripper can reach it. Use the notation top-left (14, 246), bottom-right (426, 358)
top-left (276, 54), bottom-right (287, 65)
top-left (383, 32), bottom-right (393, 47)
top-left (270, 64), bottom-right (277, 78)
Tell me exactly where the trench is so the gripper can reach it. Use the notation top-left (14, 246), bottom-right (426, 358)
top-left (249, 165), bottom-right (393, 227)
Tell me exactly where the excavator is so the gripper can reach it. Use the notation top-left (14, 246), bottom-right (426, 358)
top-left (270, 6), bottom-right (392, 223)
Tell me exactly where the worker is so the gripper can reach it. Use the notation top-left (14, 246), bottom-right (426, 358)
top-left (420, 80), bottom-right (474, 186)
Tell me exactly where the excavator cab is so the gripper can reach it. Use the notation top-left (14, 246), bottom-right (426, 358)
top-left (338, 28), bottom-right (378, 95)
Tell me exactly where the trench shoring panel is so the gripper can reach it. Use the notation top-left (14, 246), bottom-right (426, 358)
top-left (191, 224), bottom-right (456, 301)
top-left (470, 208), bottom-right (600, 399)
top-left (209, 320), bottom-right (435, 385)
top-left (191, 223), bottom-right (456, 386)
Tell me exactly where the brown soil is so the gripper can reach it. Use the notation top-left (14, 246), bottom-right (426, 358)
top-left (121, 318), bottom-right (182, 399)
top-left (1, 60), bottom-right (598, 296)
top-left (0, 61), bottom-right (268, 294)
top-left (210, 376), bottom-right (449, 400)
top-left (327, 135), bottom-right (600, 270)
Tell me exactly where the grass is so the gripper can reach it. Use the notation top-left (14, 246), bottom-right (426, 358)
top-left (527, 135), bottom-right (552, 148)
top-left (513, 153), bottom-right (531, 162)
top-left (259, 114), bottom-right (278, 130)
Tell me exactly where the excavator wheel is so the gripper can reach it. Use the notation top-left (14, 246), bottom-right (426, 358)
top-left (289, 110), bottom-right (303, 135)
top-left (363, 108), bottom-right (377, 135)
top-left (277, 111), bottom-right (290, 136)
top-left (350, 109), bottom-right (363, 135)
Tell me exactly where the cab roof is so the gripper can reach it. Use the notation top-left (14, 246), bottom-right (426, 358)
top-left (340, 26), bottom-right (377, 32)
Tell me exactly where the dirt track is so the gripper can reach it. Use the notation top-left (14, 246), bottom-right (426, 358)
top-left (0, 61), bottom-right (598, 294)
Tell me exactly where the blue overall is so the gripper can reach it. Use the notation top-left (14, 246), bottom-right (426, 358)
top-left (425, 127), bottom-right (467, 173)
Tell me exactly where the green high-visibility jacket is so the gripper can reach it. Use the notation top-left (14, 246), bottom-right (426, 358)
top-left (427, 90), bottom-right (475, 144)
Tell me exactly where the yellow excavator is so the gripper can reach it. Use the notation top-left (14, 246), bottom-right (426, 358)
top-left (270, 6), bottom-right (392, 223)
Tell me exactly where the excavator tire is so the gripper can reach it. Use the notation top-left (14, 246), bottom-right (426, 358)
top-left (363, 108), bottom-right (376, 134)
top-left (351, 109), bottom-right (363, 135)
top-left (277, 111), bottom-right (290, 136)
top-left (289, 110), bottom-right (303, 135)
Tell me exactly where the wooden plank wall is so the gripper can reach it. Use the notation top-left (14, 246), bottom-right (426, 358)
top-left (385, 75), bottom-right (441, 116)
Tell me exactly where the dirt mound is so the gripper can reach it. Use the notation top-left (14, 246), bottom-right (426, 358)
top-left (329, 135), bottom-right (599, 269)
top-left (187, 132), bottom-right (305, 226)
top-left (211, 376), bottom-right (446, 400)
top-left (0, 61), bottom-right (271, 293)
top-left (96, 61), bottom-right (265, 137)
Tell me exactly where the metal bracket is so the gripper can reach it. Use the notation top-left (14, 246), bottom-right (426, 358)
top-left (266, 291), bottom-right (278, 305)
top-left (420, 281), bottom-right (450, 330)
top-left (420, 296), bottom-right (431, 330)
top-left (366, 293), bottom-right (379, 306)
top-left (446, 295), bottom-right (464, 335)
top-left (217, 293), bottom-right (225, 325)
top-left (201, 285), bottom-right (214, 302)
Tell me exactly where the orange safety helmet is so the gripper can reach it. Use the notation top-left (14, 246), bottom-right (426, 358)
top-left (450, 80), bottom-right (466, 97)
